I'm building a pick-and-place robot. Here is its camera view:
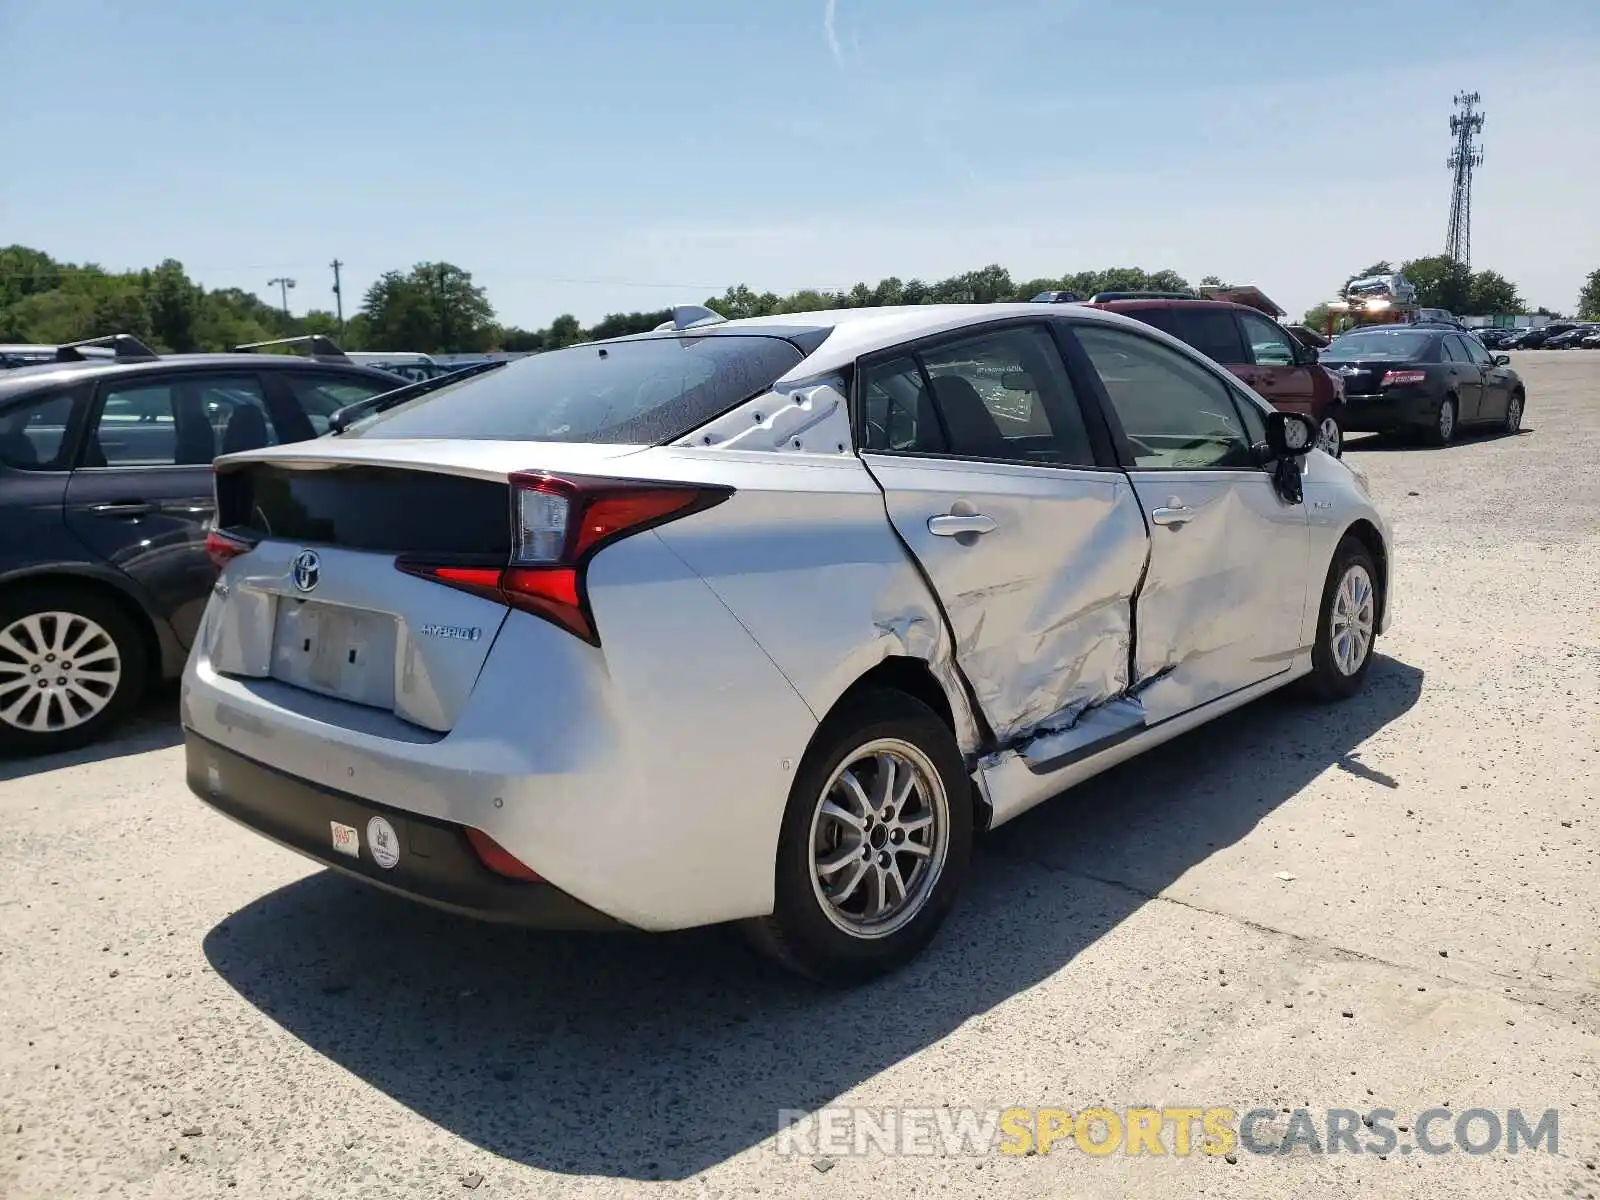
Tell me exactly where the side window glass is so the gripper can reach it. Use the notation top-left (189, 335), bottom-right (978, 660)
top-left (1239, 312), bottom-right (1299, 367)
top-left (1147, 308), bottom-right (1248, 364)
top-left (201, 378), bottom-right (278, 455)
top-left (1463, 337), bottom-right (1492, 366)
top-left (1073, 325), bottom-right (1254, 470)
top-left (1441, 336), bottom-right (1465, 363)
top-left (1230, 386), bottom-right (1269, 445)
top-left (0, 391), bottom-right (77, 470)
top-left (860, 357), bottom-right (947, 454)
top-left (286, 374), bottom-right (398, 435)
top-left (916, 325), bottom-right (1096, 466)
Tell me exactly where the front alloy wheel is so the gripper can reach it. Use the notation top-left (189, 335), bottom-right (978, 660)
top-left (1302, 536), bottom-right (1379, 701)
top-left (1317, 414), bottom-right (1344, 457)
top-left (0, 588), bottom-right (147, 757)
top-left (747, 689), bottom-right (972, 983)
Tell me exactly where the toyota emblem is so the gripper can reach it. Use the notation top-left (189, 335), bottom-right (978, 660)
top-left (291, 549), bottom-right (321, 593)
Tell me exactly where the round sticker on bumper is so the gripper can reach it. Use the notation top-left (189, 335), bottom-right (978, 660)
top-left (366, 815), bottom-right (401, 869)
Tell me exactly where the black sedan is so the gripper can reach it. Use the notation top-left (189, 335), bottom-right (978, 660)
top-left (1323, 326), bottom-right (1525, 446)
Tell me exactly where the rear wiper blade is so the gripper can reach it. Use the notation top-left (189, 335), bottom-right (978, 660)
top-left (329, 359), bottom-right (508, 434)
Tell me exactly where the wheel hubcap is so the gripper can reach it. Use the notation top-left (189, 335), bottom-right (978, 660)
top-left (0, 611), bottom-right (122, 733)
top-left (1330, 565), bottom-right (1375, 677)
top-left (1439, 401), bottom-right (1455, 439)
top-left (1318, 417), bottom-right (1342, 456)
top-left (808, 738), bottom-right (950, 939)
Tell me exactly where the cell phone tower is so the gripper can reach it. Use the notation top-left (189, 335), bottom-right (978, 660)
top-left (1445, 91), bottom-right (1485, 267)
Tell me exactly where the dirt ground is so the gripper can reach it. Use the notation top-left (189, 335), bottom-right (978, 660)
top-left (2, 350), bottom-right (1596, 1200)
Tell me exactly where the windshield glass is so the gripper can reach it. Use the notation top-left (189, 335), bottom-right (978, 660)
top-left (1323, 330), bottom-right (1435, 361)
top-left (344, 334), bottom-right (804, 444)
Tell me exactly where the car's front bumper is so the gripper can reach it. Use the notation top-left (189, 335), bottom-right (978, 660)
top-left (1337, 387), bottom-right (1439, 432)
top-left (186, 731), bottom-right (626, 929)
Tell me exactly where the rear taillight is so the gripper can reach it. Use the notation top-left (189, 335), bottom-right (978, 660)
top-left (398, 473), bottom-right (730, 644)
top-left (465, 827), bottom-right (544, 882)
top-left (1380, 370), bottom-right (1427, 387)
top-left (205, 529), bottom-right (254, 570)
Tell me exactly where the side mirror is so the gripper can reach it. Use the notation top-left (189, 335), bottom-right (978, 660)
top-left (1494, 354), bottom-right (1511, 366)
top-left (1297, 344), bottom-right (1320, 365)
top-left (1266, 410), bottom-right (1318, 457)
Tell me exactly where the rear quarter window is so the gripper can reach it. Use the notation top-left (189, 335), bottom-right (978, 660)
top-left (0, 388), bottom-right (79, 470)
top-left (346, 335), bottom-right (804, 444)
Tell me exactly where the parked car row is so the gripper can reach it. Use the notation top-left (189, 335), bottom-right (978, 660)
top-left (1479, 322), bottom-right (1600, 350)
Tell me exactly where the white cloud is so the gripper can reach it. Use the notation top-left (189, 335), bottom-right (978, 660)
top-left (823, 0), bottom-right (843, 67)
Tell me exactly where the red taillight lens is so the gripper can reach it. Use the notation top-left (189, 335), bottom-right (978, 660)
top-left (1380, 370), bottom-right (1428, 387)
top-left (398, 473), bottom-right (730, 645)
top-left (205, 529), bottom-right (254, 570)
top-left (465, 827), bottom-right (543, 882)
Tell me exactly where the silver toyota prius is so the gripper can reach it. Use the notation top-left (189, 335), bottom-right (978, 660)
top-left (182, 302), bottom-right (1394, 983)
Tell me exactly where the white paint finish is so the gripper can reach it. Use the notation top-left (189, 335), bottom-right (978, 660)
top-left (864, 452), bottom-right (1147, 743)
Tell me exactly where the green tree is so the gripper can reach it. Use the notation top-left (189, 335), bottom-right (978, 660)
top-left (1578, 269), bottom-right (1600, 320)
top-left (359, 262), bottom-right (495, 352)
top-left (1397, 256), bottom-right (1473, 313)
top-left (143, 259), bottom-right (203, 352)
top-left (1466, 270), bottom-right (1522, 316)
top-left (545, 314), bottom-right (583, 349)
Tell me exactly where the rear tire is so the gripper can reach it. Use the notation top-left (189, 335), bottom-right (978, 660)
top-left (1423, 396), bottom-right (1457, 446)
top-left (1300, 537), bottom-right (1379, 703)
top-left (744, 688), bottom-right (972, 985)
top-left (0, 585), bottom-right (149, 758)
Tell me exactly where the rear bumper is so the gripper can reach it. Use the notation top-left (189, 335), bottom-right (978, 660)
top-left (1338, 388), bottom-right (1438, 432)
top-left (186, 731), bottom-right (625, 929)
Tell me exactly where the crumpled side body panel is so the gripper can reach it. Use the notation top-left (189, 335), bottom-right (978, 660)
top-left (863, 455), bottom-right (1149, 747)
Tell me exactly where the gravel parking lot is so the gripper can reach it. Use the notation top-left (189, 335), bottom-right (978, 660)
top-left (2, 350), bottom-right (1596, 1200)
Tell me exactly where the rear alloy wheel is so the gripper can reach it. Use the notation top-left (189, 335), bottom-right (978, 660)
top-left (746, 689), bottom-right (972, 984)
top-left (1503, 389), bottom-right (1524, 435)
top-left (1317, 413), bottom-right (1344, 457)
top-left (0, 588), bottom-right (147, 757)
top-left (1425, 396), bottom-right (1457, 446)
top-left (1301, 536), bottom-right (1379, 702)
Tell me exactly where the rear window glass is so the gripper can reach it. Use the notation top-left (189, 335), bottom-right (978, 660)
top-left (1129, 308), bottom-right (1248, 365)
top-left (1324, 331), bottom-right (1436, 361)
top-left (344, 335), bottom-right (804, 444)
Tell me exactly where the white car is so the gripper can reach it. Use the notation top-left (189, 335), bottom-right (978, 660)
top-left (183, 302), bottom-right (1393, 983)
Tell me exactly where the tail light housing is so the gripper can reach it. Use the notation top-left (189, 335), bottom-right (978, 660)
top-left (397, 473), bottom-right (731, 644)
top-left (1380, 369), bottom-right (1427, 387)
top-left (205, 528), bottom-right (255, 569)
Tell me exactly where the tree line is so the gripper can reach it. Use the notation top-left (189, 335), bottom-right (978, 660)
top-left (2, 243), bottom-right (1585, 358)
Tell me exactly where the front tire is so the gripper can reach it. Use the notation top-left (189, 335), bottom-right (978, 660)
top-left (745, 688), bottom-right (973, 984)
top-left (1502, 388), bottom-right (1524, 435)
top-left (1301, 537), bottom-right (1379, 702)
top-left (0, 586), bottom-right (149, 757)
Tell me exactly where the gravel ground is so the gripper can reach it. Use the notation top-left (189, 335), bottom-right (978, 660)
top-left (2, 350), bottom-right (1596, 1200)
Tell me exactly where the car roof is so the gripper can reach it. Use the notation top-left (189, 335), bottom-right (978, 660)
top-left (626, 303), bottom-right (1194, 380)
top-left (1088, 297), bottom-right (1258, 315)
top-left (0, 353), bottom-right (401, 401)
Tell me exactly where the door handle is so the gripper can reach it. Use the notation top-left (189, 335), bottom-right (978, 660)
top-left (87, 501), bottom-right (156, 518)
top-left (928, 513), bottom-right (997, 537)
top-left (1151, 505), bottom-right (1195, 527)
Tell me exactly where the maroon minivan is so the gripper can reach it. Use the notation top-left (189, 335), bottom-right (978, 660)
top-left (1090, 297), bottom-right (1347, 456)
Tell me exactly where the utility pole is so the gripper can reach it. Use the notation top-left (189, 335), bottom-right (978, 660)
top-left (267, 276), bottom-right (297, 320)
top-left (330, 259), bottom-right (345, 339)
top-left (1445, 91), bottom-right (1485, 267)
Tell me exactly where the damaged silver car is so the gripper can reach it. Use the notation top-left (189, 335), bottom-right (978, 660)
top-left (182, 302), bottom-right (1393, 984)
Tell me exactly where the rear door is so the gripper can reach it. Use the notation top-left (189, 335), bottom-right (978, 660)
top-left (0, 383), bottom-right (87, 576)
top-left (1065, 322), bottom-right (1311, 724)
top-left (63, 371), bottom-right (273, 647)
top-left (1441, 335), bottom-right (1485, 421)
top-left (1458, 333), bottom-right (1509, 421)
top-left (858, 321), bottom-right (1150, 743)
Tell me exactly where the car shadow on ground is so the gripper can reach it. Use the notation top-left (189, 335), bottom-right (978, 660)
top-left (204, 655), bottom-right (1423, 1181)
top-left (1343, 425), bottom-right (1530, 453)
top-left (0, 685), bottom-right (181, 782)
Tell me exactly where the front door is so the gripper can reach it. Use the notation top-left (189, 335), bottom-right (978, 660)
top-left (858, 323), bottom-right (1149, 744)
top-left (1237, 309), bottom-right (1317, 418)
top-left (63, 371), bottom-right (273, 647)
top-left (1459, 334), bottom-right (1510, 422)
top-left (1066, 322), bottom-right (1311, 724)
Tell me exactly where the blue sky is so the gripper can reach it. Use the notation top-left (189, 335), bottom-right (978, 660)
top-left (3, 0), bottom-right (1598, 326)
